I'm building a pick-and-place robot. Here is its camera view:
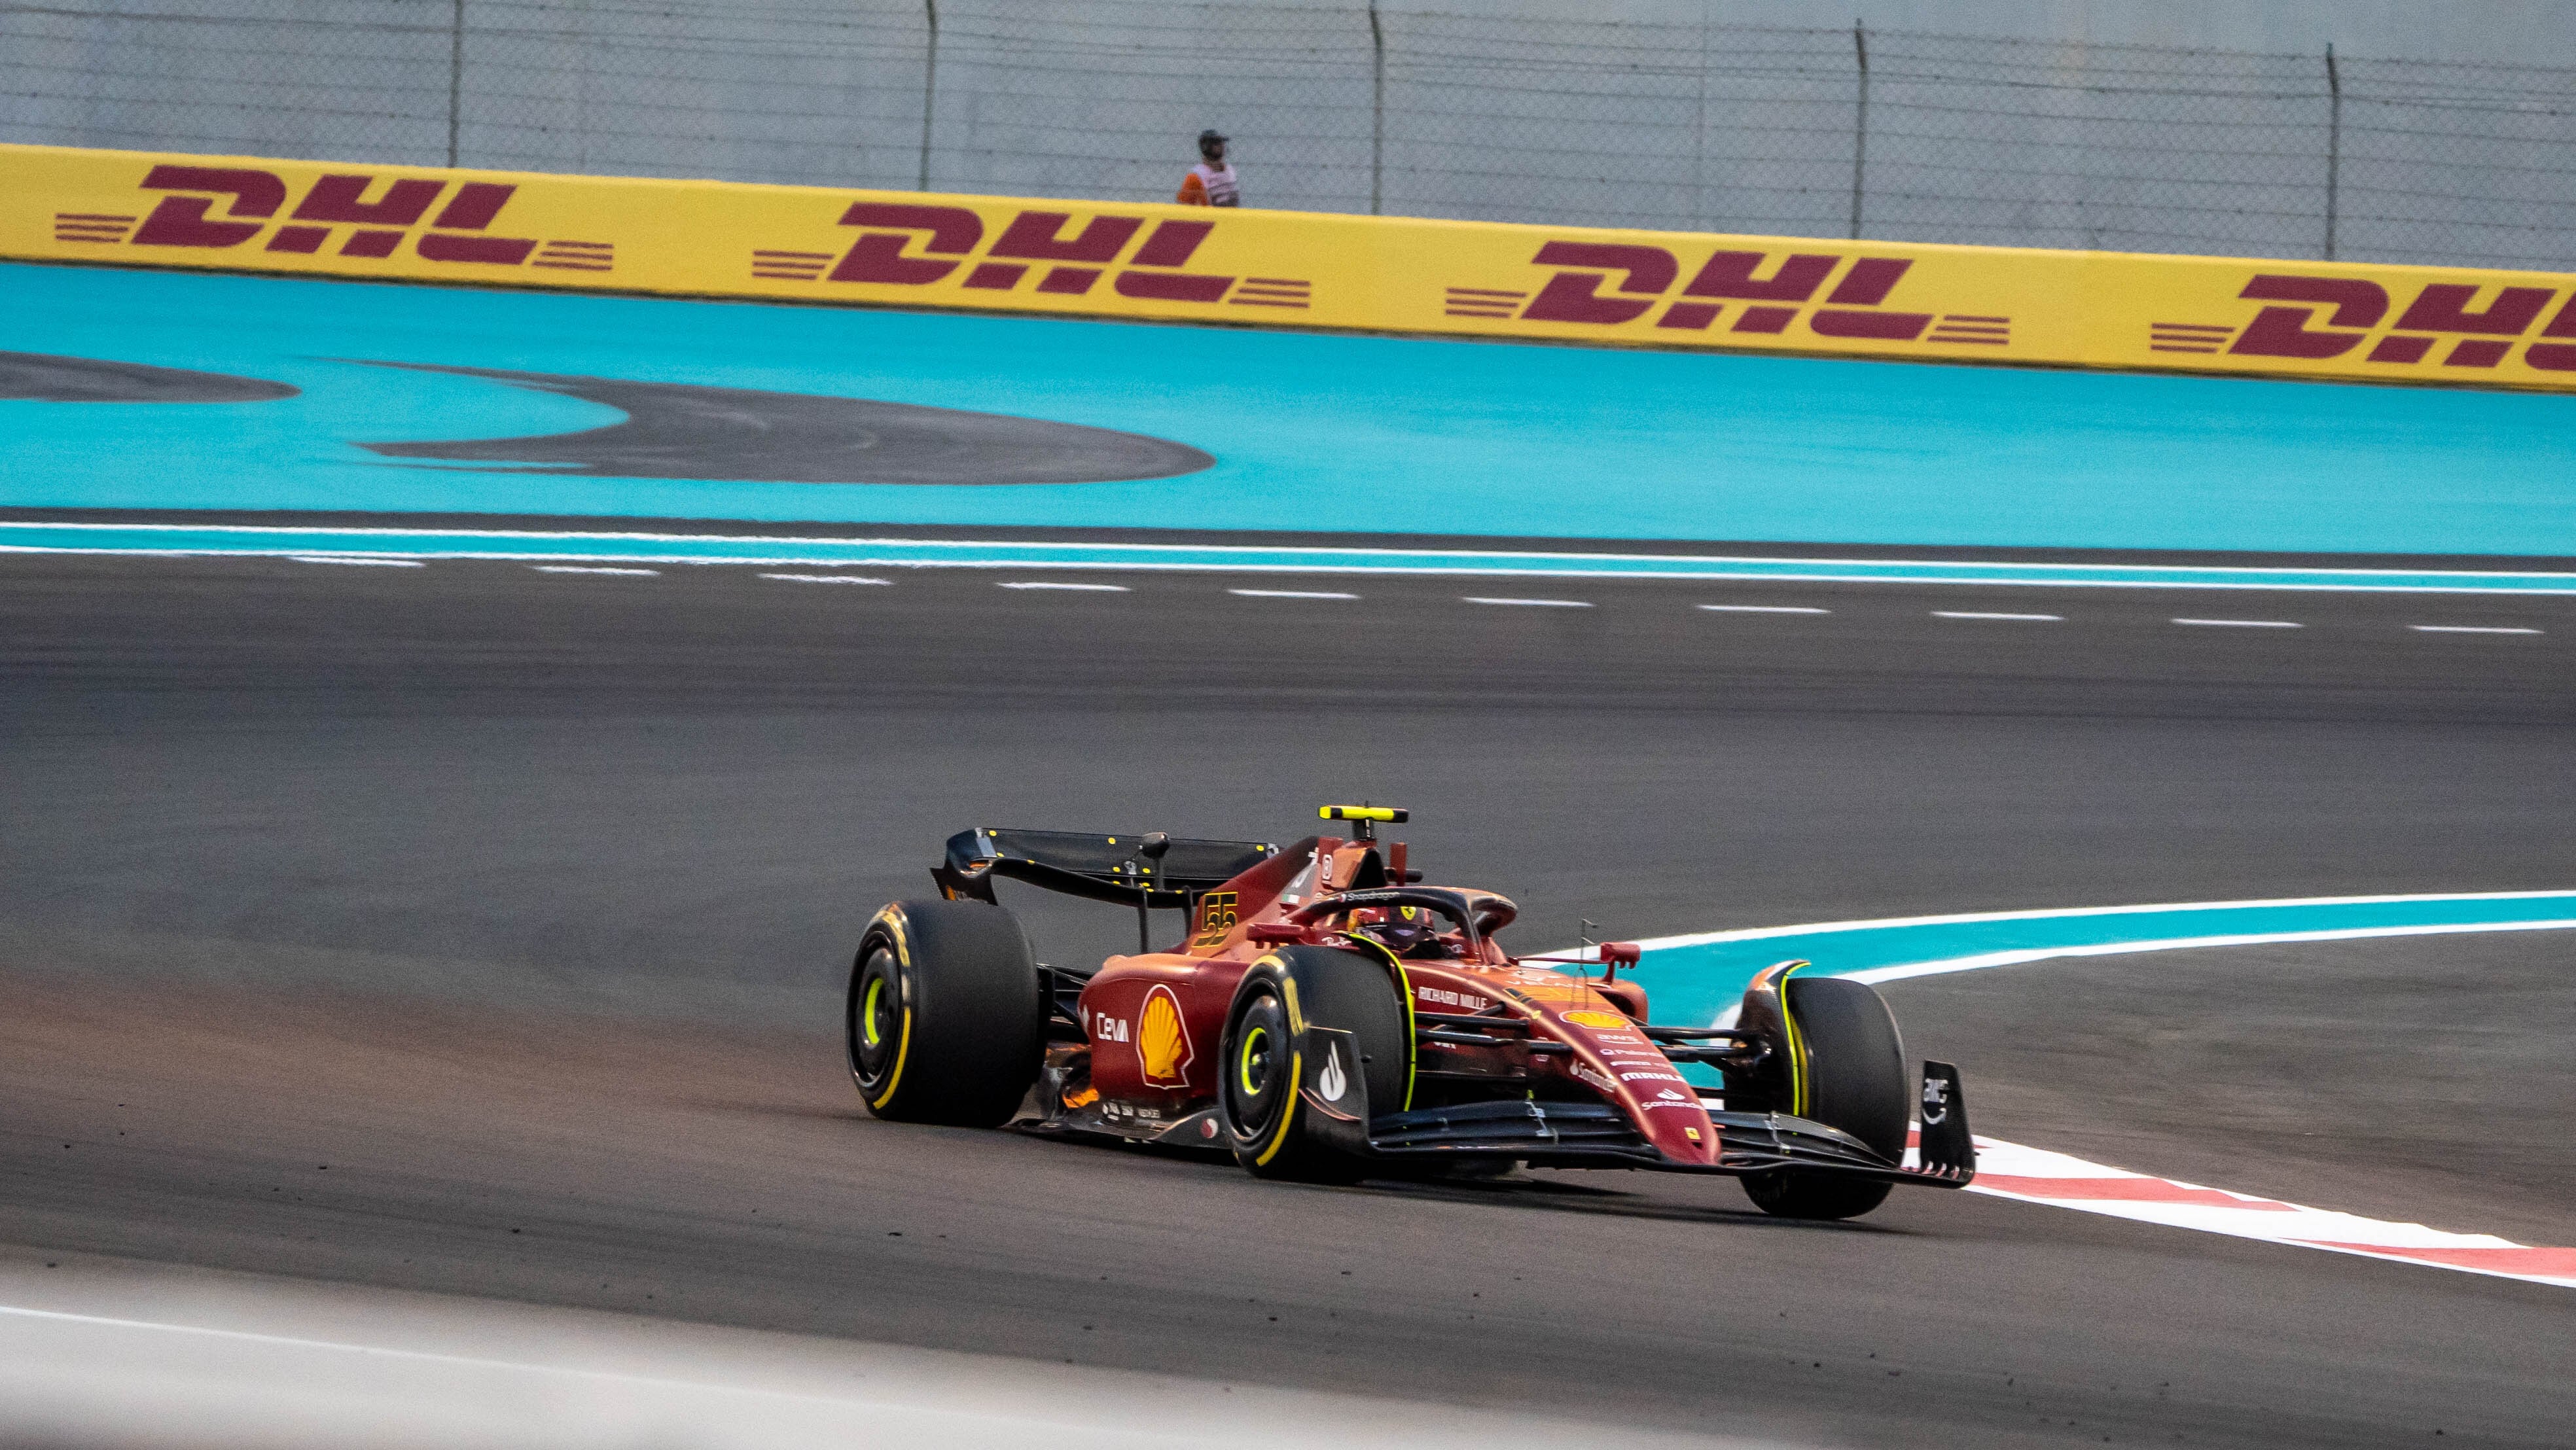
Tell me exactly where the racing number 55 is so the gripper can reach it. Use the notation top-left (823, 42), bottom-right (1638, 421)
top-left (1192, 891), bottom-right (1239, 946)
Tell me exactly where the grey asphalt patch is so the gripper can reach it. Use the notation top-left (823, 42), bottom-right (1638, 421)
top-left (0, 352), bottom-right (298, 403)
top-left (348, 362), bottom-right (1214, 484)
top-left (1889, 930), bottom-right (2576, 1247)
top-left (3, 552), bottom-right (2573, 1447)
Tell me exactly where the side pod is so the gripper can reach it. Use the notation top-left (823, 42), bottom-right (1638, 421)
top-left (1914, 1061), bottom-right (1976, 1182)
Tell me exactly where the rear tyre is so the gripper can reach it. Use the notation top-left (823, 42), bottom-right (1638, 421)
top-left (1743, 974), bottom-right (1908, 1221)
top-left (1220, 946), bottom-right (1410, 1183)
top-left (848, 898), bottom-right (1043, 1127)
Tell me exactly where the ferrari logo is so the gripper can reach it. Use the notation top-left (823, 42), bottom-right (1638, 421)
top-left (1138, 983), bottom-right (1194, 1089)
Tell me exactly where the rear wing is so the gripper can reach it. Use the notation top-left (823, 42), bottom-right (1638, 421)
top-left (933, 828), bottom-right (1279, 909)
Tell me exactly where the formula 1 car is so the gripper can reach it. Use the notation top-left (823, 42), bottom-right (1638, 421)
top-left (846, 807), bottom-right (1974, 1219)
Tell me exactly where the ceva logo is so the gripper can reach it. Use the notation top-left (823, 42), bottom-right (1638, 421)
top-left (52, 165), bottom-right (612, 273)
top-left (752, 203), bottom-right (1312, 312)
top-left (2155, 274), bottom-right (2576, 374)
top-left (1446, 241), bottom-right (2010, 347)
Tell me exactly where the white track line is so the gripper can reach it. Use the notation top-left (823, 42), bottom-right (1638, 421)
top-left (1698, 604), bottom-right (1829, 614)
top-left (2173, 616), bottom-right (2301, 628)
top-left (533, 565), bottom-right (658, 576)
top-left (1933, 610), bottom-right (2060, 621)
top-left (999, 581), bottom-right (1128, 592)
top-left (1955, 1135), bottom-right (2576, 1290)
top-left (289, 556), bottom-right (423, 568)
top-left (1465, 596), bottom-right (1592, 608)
top-left (2410, 624), bottom-right (2541, 635)
top-left (759, 573), bottom-right (891, 585)
top-left (1626, 888), bottom-right (2576, 955)
top-left (1230, 588), bottom-right (1359, 599)
top-left (1841, 918), bottom-right (2576, 987)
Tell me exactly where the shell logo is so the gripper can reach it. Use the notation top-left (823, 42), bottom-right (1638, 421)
top-left (1137, 983), bottom-right (1195, 1089)
top-left (1562, 1010), bottom-right (1632, 1030)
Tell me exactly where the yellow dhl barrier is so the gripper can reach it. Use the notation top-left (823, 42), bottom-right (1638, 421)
top-left (9, 141), bottom-right (2576, 392)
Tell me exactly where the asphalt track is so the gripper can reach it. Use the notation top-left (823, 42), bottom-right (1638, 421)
top-left (6, 552), bottom-right (2575, 1447)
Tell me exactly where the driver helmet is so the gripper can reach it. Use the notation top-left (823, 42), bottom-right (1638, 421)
top-left (1350, 903), bottom-right (1441, 957)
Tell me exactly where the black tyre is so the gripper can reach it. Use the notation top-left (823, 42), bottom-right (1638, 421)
top-left (847, 898), bottom-right (1043, 1127)
top-left (1743, 974), bottom-right (1908, 1221)
top-left (1220, 946), bottom-right (1410, 1183)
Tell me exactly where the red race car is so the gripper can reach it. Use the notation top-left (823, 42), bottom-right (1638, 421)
top-left (847, 806), bottom-right (1973, 1219)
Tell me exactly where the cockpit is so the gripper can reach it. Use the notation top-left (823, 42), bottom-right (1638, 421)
top-left (1304, 887), bottom-right (1518, 964)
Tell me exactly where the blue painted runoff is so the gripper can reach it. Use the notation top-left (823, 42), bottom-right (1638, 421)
top-left (6, 262), bottom-right (2575, 556)
top-left (1626, 891), bottom-right (2576, 1030)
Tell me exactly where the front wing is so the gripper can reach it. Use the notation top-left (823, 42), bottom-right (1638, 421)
top-left (1299, 1028), bottom-right (1975, 1188)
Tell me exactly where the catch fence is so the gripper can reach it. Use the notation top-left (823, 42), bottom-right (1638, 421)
top-left (5, 0), bottom-right (2573, 270)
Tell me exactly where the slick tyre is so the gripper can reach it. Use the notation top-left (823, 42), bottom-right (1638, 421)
top-left (1743, 974), bottom-right (1909, 1222)
top-left (1220, 946), bottom-right (1409, 1184)
top-left (848, 898), bottom-right (1043, 1127)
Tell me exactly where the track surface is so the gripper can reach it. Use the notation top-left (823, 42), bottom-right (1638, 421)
top-left (7, 554), bottom-right (2575, 1447)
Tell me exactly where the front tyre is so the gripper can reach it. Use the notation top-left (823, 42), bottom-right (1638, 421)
top-left (848, 898), bottom-right (1042, 1127)
top-left (1220, 947), bottom-right (1409, 1183)
top-left (1743, 974), bottom-right (1909, 1221)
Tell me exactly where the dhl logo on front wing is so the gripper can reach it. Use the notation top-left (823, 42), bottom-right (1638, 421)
top-left (753, 203), bottom-right (1312, 313)
top-left (50, 164), bottom-right (611, 272)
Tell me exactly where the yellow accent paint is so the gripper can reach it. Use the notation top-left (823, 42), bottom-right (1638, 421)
top-left (1238, 1025), bottom-right (1270, 1097)
top-left (1253, 1050), bottom-right (1303, 1167)
top-left (868, 910), bottom-right (915, 1111)
top-left (1344, 934), bottom-right (1418, 1112)
top-left (11, 142), bottom-right (2568, 390)
top-left (1777, 960), bottom-right (1811, 1119)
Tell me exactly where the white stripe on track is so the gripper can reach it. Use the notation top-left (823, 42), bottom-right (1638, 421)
top-left (533, 565), bottom-right (658, 576)
top-left (1953, 1136), bottom-right (2576, 1290)
top-left (1622, 887), bottom-right (2576, 955)
top-left (290, 556), bottom-right (423, 567)
top-left (1607, 891), bottom-right (2576, 1292)
top-left (1842, 918), bottom-right (2576, 987)
top-left (1465, 596), bottom-right (1591, 608)
top-left (1933, 610), bottom-right (2059, 621)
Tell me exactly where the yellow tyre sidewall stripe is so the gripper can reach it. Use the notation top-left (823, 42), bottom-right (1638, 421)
top-left (867, 908), bottom-right (916, 1112)
top-left (1253, 1049), bottom-right (1304, 1167)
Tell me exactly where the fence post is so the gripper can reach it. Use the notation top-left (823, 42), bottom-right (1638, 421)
top-left (446, 0), bottom-right (463, 169)
top-left (918, 0), bottom-right (940, 192)
top-left (1368, 1), bottom-right (1385, 215)
top-left (2323, 44), bottom-right (2340, 260)
top-left (1850, 22), bottom-right (1869, 241)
